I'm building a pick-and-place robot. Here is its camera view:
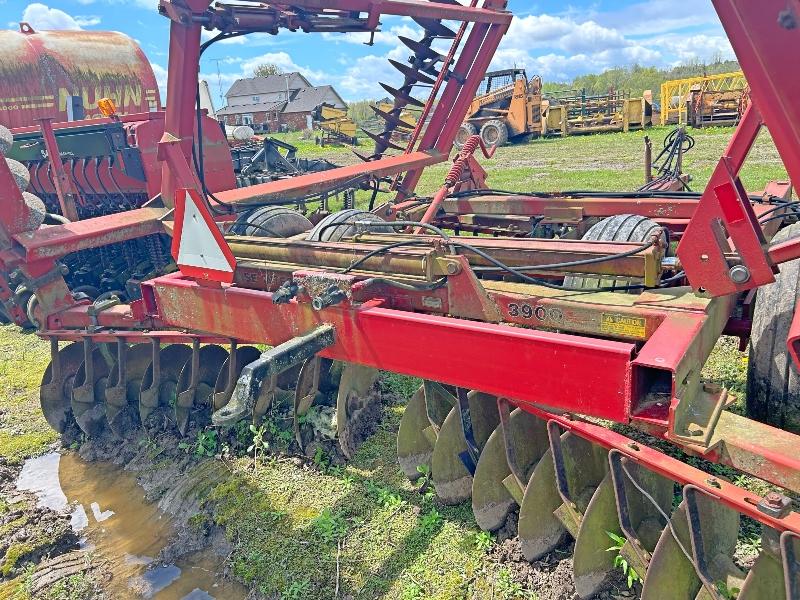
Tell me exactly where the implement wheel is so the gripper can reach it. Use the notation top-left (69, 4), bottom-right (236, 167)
top-left (230, 206), bottom-right (312, 237)
top-left (455, 122), bottom-right (477, 149)
top-left (479, 119), bottom-right (508, 147)
top-left (747, 222), bottom-right (800, 432)
top-left (564, 214), bottom-right (665, 291)
top-left (306, 209), bottom-right (391, 242)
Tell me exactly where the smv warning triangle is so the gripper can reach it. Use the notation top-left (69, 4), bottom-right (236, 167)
top-left (171, 188), bottom-right (237, 283)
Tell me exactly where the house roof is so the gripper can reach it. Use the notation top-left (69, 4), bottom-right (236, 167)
top-left (225, 73), bottom-right (311, 98)
top-left (283, 85), bottom-right (347, 113)
top-left (216, 101), bottom-right (286, 116)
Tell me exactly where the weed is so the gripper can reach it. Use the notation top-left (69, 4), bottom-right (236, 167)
top-left (248, 423), bottom-right (268, 470)
top-left (605, 531), bottom-right (640, 589)
top-left (365, 480), bottom-right (403, 509)
top-left (419, 508), bottom-right (442, 534)
top-left (281, 577), bottom-right (311, 599)
top-left (264, 417), bottom-right (294, 449)
top-left (178, 429), bottom-right (219, 457)
top-left (311, 508), bottom-right (348, 543)
top-left (473, 531), bottom-right (494, 551)
top-left (41, 572), bottom-right (97, 600)
top-left (313, 446), bottom-right (330, 472)
top-left (715, 580), bottom-right (741, 600)
top-left (195, 429), bottom-right (218, 456)
top-left (400, 580), bottom-right (424, 600)
top-left (495, 567), bottom-right (536, 599)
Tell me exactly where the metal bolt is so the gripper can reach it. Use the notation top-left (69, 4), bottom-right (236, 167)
top-left (729, 265), bottom-right (751, 284)
top-left (446, 262), bottom-right (459, 275)
top-left (765, 492), bottom-right (783, 507)
top-left (758, 491), bottom-right (792, 518)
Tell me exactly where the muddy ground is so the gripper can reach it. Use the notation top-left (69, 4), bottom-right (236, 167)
top-left (0, 422), bottom-right (645, 600)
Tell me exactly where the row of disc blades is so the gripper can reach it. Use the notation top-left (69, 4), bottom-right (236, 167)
top-left (359, 14), bottom-right (457, 162)
top-left (397, 382), bottom-right (793, 599)
top-left (39, 340), bottom-right (379, 459)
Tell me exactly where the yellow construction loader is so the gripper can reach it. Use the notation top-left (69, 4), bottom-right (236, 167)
top-left (455, 68), bottom-right (543, 148)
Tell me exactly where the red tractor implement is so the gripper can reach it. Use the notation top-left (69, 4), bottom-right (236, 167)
top-left (1, 0), bottom-right (800, 597)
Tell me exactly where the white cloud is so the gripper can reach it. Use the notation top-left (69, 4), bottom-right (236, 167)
top-left (151, 63), bottom-right (168, 102)
top-left (202, 8), bottom-right (736, 102)
top-left (75, 15), bottom-right (101, 27)
top-left (488, 12), bottom-right (733, 83)
top-left (239, 52), bottom-right (329, 82)
top-left (21, 3), bottom-right (86, 30)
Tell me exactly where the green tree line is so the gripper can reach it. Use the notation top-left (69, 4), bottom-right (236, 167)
top-left (540, 59), bottom-right (741, 98)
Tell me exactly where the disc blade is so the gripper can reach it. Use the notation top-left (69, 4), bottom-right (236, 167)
top-left (175, 344), bottom-right (229, 435)
top-left (683, 487), bottom-right (743, 598)
top-left (553, 432), bottom-right (609, 537)
top-left (472, 408), bottom-right (548, 531)
top-left (71, 343), bottom-right (115, 438)
top-left (336, 363), bottom-right (381, 459)
top-left (572, 474), bottom-right (620, 598)
top-left (431, 390), bottom-right (499, 504)
top-left (738, 544), bottom-right (786, 599)
top-left (105, 343), bottom-right (152, 438)
top-left (139, 344), bottom-right (193, 429)
top-left (40, 342), bottom-right (85, 433)
top-left (212, 346), bottom-right (260, 413)
top-left (518, 447), bottom-right (568, 561)
top-left (397, 383), bottom-right (452, 479)
top-left (640, 502), bottom-right (701, 600)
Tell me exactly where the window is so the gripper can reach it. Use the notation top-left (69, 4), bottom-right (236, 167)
top-left (252, 96), bottom-right (261, 103)
top-left (242, 114), bottom-right (254, 125)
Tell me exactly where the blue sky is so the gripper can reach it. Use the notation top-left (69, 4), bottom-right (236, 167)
top-left (5, 0), bottom-right (734, 107)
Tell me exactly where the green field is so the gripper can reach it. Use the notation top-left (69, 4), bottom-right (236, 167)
top-left (0, 125), bottom-right (788, 599)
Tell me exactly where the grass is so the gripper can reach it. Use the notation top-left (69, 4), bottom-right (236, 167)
top-left (0, 325), bottom-right (56, 464)
top-left (210, 409), bottom-right (513, 599)
top-left (0, 125), bottom-right (791, 598)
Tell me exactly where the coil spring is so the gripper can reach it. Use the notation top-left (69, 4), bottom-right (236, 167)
top-left (444, 134), bottom-right (484, 187)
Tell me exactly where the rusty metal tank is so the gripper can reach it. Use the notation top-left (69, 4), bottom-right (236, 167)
top-left (0, 23), bottom-right (162, 129)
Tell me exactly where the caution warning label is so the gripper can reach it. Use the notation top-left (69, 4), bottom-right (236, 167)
top-left (600, 313), bottom-right (647, 338)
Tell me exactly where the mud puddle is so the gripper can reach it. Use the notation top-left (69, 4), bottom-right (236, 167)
top-left (16, 452), bottom-right (247, 600)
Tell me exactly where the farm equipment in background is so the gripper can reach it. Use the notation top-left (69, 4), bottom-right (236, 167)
top-left (661, 71), bottom-right (748, 126)
top-left (687, 86), bottom-right (750, 127)
top-left (455, 68), bottom-right (543, 148)
top-left (229, 136), bottom-right (339, 187)
top-left (312, 104), bottom-right (358, 145)
top-left (542, 87), bottom-right (653, 136)
top-left (2, 1), bottom-right (800, 599)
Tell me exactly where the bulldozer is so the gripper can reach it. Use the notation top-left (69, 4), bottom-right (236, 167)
top-left (455, 68), bottom-right (542, 148)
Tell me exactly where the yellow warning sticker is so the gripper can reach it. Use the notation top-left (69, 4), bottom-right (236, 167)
top-left (600, 313), bottom-right (647, 338)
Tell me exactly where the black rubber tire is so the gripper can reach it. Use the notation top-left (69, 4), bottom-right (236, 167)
top-left (306, 209), bottom-right (392, 242)
top-left (479, 119), bottom-right (509, 147)
top-left (230, 206), bottom-right (313, 237)
top-left (747, 223), bottom-right (800, 431)
top-left (563, 214), bottom-right (665, 291)
top-left (455, 123), bottom-right (478, 149)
